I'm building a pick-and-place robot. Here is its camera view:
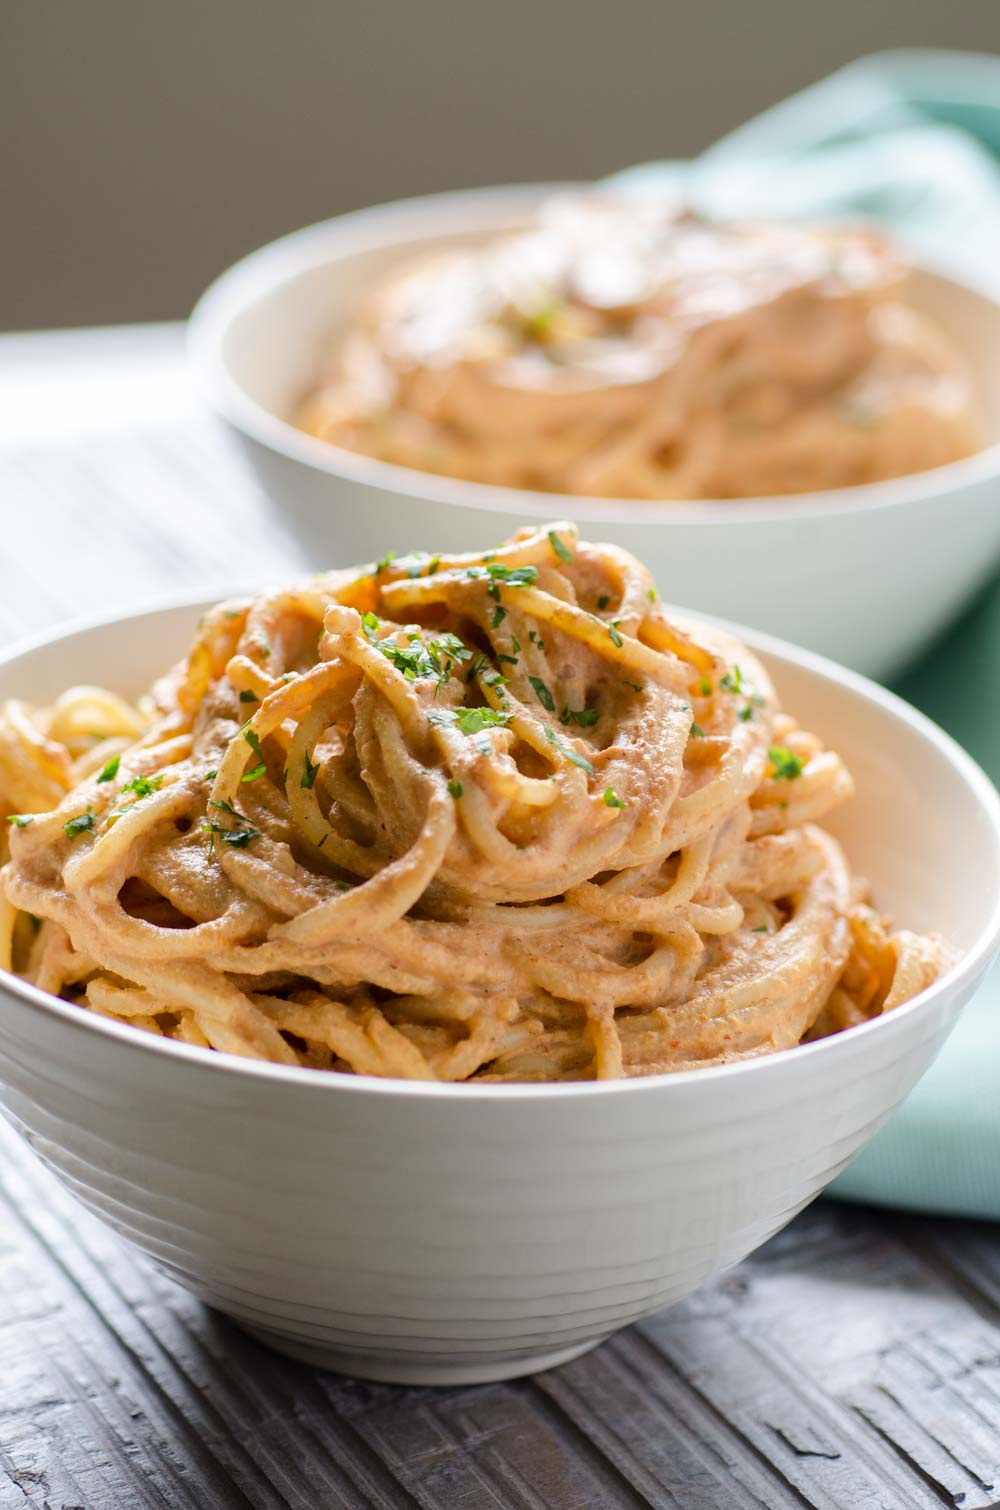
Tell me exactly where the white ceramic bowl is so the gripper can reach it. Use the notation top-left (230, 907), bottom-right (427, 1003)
top-left (189, 184), bottom-right (1000, 681)
top-left (0, 600), bottom-right (998, 1386)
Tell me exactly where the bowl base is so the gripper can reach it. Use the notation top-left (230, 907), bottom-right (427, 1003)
top-left (233, 1317), bottom-right (604, 1385)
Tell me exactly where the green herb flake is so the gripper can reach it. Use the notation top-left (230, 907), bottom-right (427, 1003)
top-left (548, 529), bottom-right (573, 564)
top-left (738, 706), bottom-right (755, 722)
top-left (752, 924), bottom-right (770, 933)
top-left (120, 774), bottom-right (163, 800)
top-left (608, 621), bottom-right (623, 649)
top-left (498, 653), bottom-right (519, 667)
top-left (544, 726), bottom-right (594, 776)
top-left (690, 723), bottom-right (705, 738)
top-left (559, 706), bottom-right (598, 728)
top-left (623, 680), bottom-right (643, 694)
top-left (204, 769), bottom-right (218, 782)
top-left (528, 676), bottom-right (555, 712)
top-left (7, 814), bottom-right (33, 828)
top-left (374, 550), bottom-right (396, 575)
top-left (466, 562), bottom-right (539, 596)
top-left (648, 587), bottom-right (657, 603)
top-left (428, 707), bottom-right (514, 737)
top-left (259, 630), bottom-right (271, 659)
top-left (97, 754), bottom-right (121, 783)
top-left (203, 819), bottom-right (262, 849)
top-left (241, 763), bottom-right (266, 783)
top-left (239, 689), bottom-right (259, 704)
top-left (698, 676), bottom-right (713, 696)
top-left (243, 728), bottom-right (262, 758)
top-left (719, 666), bottom-right (745, 695)
top-left (301, 751), bottom-right (320, 789)
top-left (603, 788), bottom-right (626, 809)
top-left (447, 779), bottom-right (463, 799)
top-left (491, 604), bottom-right (507, 629)
top-left (769, 745), bottom-right (804, 781)
top-left (64, 808), bottom-right (96, 839)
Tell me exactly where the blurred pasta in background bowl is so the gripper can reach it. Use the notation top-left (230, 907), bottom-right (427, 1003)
top-left (190, 184), bottom-right (1000, 679)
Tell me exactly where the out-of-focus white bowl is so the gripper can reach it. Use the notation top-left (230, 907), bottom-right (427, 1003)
top-left (1, 600), bottom-right (998, 1384)
top-left (188, 184), bottom-right (1000, 681)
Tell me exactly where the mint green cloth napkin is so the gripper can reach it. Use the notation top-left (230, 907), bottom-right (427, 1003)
top-left (613, 51), bottom-right (1000, 1218)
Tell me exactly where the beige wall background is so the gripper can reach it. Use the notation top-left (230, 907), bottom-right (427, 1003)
top-left (4, 1), bottom-right (1000, 331)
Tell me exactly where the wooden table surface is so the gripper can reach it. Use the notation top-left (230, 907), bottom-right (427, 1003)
top-left (2, 325), bottom-right (1000, 1510)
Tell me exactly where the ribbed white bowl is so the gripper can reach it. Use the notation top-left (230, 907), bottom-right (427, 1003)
top-left (188, 184), bottom-right (1000, 679)
top-left (0, 601), bottom-right (998, 1384)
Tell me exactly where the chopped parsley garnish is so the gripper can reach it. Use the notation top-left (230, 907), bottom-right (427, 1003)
top-left (544, 726), bottom-right (594, 776)
top-left (608, 621), bottom-right (623, 648)
top-left (301, 751), bottom-right (320, 789)
top-left (204, 769), bottom-right (217, 782)
top-left (465, 563), bottom-right (539, 589)
top-left (623, 680), bottom-right (643, 694)
top-left (752, 924), bottom-right (770, 933)
top-left (97, 755), bottom-right (121, 783)
top-left (466, 653), bottom-right (490, 683)
top-left (259, 630), bottom-right (271, 659)
top-left (120, 774), bottom-right (163, 800)
top-left (403, 551), bottom-right (441, 579)
top-left (690, 723), bottom-right (705, 738)
top-left (559, 706), bottom-right (598, 727)
top-left (597, 595), bottom-right (610, 611)
top-left (241, 729), bottom-right (266, 781)
top-left (769, 746), bottom-right (804, 780)
top-left (603, 788), bottom-right (626, 809)
top-left (498, 653), bottom-right (519, 667)
top-left (64, 809), bottom-right (96, 839)
top-left (374, 550), bottom-right (396, 575)
top-left (528, 676), bottom-right (555, 712)
top-left (698, 676), bottom-right (713, 696)
top-left (447, 779), bottom-right (463, 799)
top-left (204, 798), bottom-right (261, 848)
top-left (368, 626), bottom-right (471, 684)
top-left (527, 629), bottom-right (545, 650)
top-left (203, 818), bottom-right (261, 848)
top-left (548, 529), bottom-right (573, 564)
top-left (491, 605), bottom-right (507, 628)
top-left (738, 706), bottom-right (755, 722)
top-left (719, 666), bottom-right (745, 695)
top-left (648, 587), bottom-right (657, 603)
top-left (239, 689), bottom-right (259, 704)
top-left (7, 814), bottom-right (32, 828)
top-left (428, 707), bottom-right (514, 737)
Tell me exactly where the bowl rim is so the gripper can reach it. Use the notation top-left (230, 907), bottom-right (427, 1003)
top-left (188, 179), bottom-right (1000, 531)
top-left (2, 590), bottom-right (999, 1102)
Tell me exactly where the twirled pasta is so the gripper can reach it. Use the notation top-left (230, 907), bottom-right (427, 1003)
top-left (0, 524), bottom-right (950, 1080)
top-left (299, 195), bottom-right (978, 499)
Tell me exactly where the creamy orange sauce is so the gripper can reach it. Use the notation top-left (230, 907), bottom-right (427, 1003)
top-left (298, 196), bottom-right (979, 499)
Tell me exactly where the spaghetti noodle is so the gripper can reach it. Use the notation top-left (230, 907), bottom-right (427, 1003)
top-left (299, 195), bottom-right (978, 499)
top-left (0, 525), bottom-right (949, 1080)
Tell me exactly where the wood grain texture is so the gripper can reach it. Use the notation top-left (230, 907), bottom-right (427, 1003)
top-left (1, 325), bottom-right (1000, 1510)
